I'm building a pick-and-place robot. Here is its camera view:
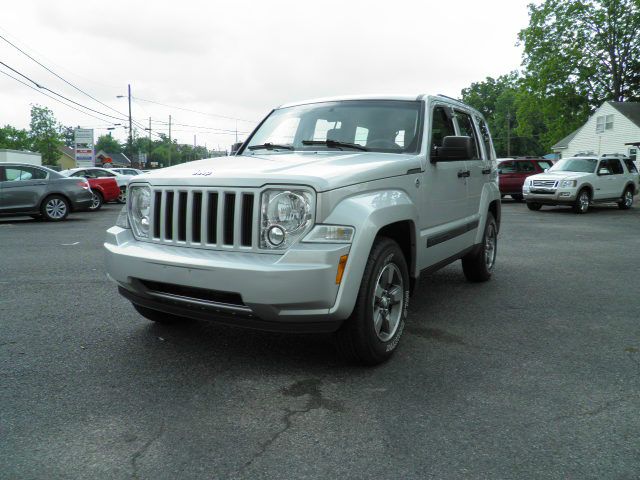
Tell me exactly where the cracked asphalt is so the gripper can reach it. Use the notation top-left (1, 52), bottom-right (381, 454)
top-left (1, 200), bottom-right (639, 479)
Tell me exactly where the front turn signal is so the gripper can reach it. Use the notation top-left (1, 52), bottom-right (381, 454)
top-left (336, 255), bottom-right (349, 285)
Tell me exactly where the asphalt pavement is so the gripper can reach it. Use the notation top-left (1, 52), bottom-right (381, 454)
top-left (1, 200), bottom-right (639, 479)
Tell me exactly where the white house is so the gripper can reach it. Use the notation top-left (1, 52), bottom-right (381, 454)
top-left (0, 149), bottom-right (42, 165)
top-left (553, 102), bottom-right (640, 163)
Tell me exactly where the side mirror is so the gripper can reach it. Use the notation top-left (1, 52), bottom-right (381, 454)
top-left (432, 136), bottom-right (474, 162)
top-left (598, 168), bottom-right (610, 175)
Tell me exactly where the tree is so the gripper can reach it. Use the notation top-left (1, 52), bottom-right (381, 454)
top-left (29, 105), bottom-right (62, 166)
top-left (0, 125), bottom-right (32, 151)
top-left (58, 125), bottom-right (76, 148)
top-left (95, 134), bottom-right (122, 153)
top-left (520, 0), bottom-right (640, 104)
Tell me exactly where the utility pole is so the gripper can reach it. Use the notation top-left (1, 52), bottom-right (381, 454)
top-left (167, 114), bottom-right (172, 167)
top-left (127, 83), bottom-right (133, 162)
top-left (506, 109), bottom-right (512, 157)
top-left (148, 117), bottom-right (151, 168)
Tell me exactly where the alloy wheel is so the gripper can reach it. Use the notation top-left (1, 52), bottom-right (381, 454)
top-left (624, 190), bottom-right (633, 208)
top-left (579, 191), bottom-right (590, 212)
top-left (90, 193), bottom-right (101, 210)
top-left (485, 223), bottom-right (497, 270)
top-left (46, 198), bottom-right (67, 219)
top-left (372, 263), bottom-right (405, 342)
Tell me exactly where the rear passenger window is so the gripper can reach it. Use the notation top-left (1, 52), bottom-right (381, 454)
top-left (517, 161), bottom-right (535, 173)
top-left (538, 160), bottom-right (553, 171)
top-left (429, 106), bottom-right (456, 154)
top-left (478, 119), bottom-right (495, 161)
top-left (609, 159), bottom-right (623, 174)
top-left (454, 111), bottom-right (480, 160)
top-left (498, 161), bottom-right (516, 174)
top-left (624, 159), bottom-right (638, 173)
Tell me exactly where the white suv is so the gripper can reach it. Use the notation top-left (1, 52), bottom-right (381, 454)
top-left (523, 155), bottom-right (639, 213)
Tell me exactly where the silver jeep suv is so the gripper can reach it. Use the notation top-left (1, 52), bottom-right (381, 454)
top-left (105, 95), bottom-right (501, 364)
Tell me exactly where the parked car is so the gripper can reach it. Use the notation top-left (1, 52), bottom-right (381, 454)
top-left (497, 157), bottom-right (554, 201)
top-left (523, 155), bottom-right (639, 213)
top-left (105, 94), bottom-right (501, 365)
top-left (0, 163), bottom-right (92, 221)
top-left (109, 167), bottom-right (145, 176)
top-left (61, 167), bottom-right (129, 203)
top-left (85, 177), bottom-right (120, 211)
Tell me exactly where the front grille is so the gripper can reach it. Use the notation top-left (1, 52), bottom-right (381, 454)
top-left (532, 180), bottom-right (557, 188)
top-left (147, 187), bottom-right (258, 250)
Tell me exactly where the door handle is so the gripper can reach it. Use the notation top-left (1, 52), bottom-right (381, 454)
top-left (457, 170), bottom-right (470, 178)
top-left (482, 168), bottom-right (492, 175)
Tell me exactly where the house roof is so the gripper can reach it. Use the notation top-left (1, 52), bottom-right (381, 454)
top-left (58, 145), bottom-right (75, 159)
top-left (95, 150), bottom-right (131, 166)
top-left (552, 127), bottom-right (582, 150)
top-left (609, 101), bottom-right (640, 128)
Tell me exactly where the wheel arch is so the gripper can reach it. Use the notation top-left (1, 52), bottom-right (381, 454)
top-left (39, 192), bottom-right (72, 211)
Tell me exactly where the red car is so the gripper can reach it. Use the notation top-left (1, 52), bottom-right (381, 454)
top-left (85, 177), bottom-right (120, 211)
top-left (62, 170), bottom-right (121, 210)
top-left (497, 157), bottom-right (555, 201)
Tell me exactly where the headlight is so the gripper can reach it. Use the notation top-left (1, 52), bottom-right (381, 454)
top-left (560, 180), bottom-right (577, 188)
top-left (303, 225), bottom-right (354, 243)
top-left (260, 189), bottom-right (314, 249)
top-left (128, 185), bottom-right (151, 238)
top-left (115, 205), bottom-right (130, 229)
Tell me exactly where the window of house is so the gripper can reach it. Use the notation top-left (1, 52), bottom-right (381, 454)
top-left (596, 114), bottom-right (614, 133)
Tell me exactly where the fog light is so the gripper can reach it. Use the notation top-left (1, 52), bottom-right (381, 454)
top-left (267, 225), bottom-right (285, 246)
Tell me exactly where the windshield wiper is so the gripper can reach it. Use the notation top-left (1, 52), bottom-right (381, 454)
top-left (302, 140), bottom-right (368, 151)
top-left (248, 143), bottom-right (294, 151)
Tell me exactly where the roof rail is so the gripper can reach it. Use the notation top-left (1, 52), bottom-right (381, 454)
top-left (600, 153), bottom-right (629, 158)
top-left (437, 94), bottom-right (462, 103)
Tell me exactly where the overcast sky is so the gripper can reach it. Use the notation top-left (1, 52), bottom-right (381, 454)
top-left (0, 0), bottom-right (533, 151)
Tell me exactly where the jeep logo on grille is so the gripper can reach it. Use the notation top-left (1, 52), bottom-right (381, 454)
top-left (192, 170), bottom-right (212, 176)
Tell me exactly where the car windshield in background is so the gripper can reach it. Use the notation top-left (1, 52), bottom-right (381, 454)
top-left (549, 158), bottom-right (597, 173)
top-left (245, 100), bottom-right (422, 154)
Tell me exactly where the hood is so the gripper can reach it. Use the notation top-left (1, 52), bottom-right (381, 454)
top-left (528, 171), bottom-right (593, 182)
top-left (138, 152), bottom-right (422, 192)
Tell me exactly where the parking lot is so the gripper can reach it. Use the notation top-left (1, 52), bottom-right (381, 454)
top-left (1, 200), bottom-right (639, 479)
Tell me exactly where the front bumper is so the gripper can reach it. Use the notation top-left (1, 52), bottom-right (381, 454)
top-left (523, 188), bottom-right (578, 204)
top-left (104, 227), bottom-right (351, 331)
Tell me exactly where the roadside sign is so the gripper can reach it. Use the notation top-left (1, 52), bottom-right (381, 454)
top-left (74, 128), bottom-right (94, 167)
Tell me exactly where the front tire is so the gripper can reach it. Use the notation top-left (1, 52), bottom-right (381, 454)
top-left (335, 237), bottom-right (409, 365)
top-left (618, 187), bottom-right (634, 210)
top-left (573, 188), bottom-right (590, 214)
top-left (527, 202), bottom-right (542, 211)
top-left (462, 213), bottom-right (497, 283)
top-left (41, 195), bottom-right (69, 221)
top-left (133, 304), bottom-right (188, 325)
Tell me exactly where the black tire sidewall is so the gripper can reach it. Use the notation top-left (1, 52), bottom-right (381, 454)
top-left (354, 240), bottom-right (410, 361)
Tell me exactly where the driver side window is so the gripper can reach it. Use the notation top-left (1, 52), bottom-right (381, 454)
top-left (429, 106), bottom-right (456, 155)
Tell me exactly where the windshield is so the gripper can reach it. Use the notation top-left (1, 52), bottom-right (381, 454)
top-left (245, 100), bottom-right (423, 154)
top-left (549, 158), bottom-right (597, 173)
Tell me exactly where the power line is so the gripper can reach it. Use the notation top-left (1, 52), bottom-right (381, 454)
top-left (0, 31), bottom-right (130, 120)
top-left (132, 96), bottom-right (257, 124)
top-left (0, 69), bottom-right (123, 125)
top-left (150, 119), bottom-right (249, 134)
top-left (0, 61), bottom-right (129, 123)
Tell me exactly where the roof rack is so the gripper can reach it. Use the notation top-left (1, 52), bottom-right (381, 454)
top-left (437, 94), bottom-right (462, 103)
top-left (600, 153), bottom-right (629, 159)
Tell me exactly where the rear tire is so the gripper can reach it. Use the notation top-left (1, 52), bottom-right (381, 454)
top-left (511, 194), bottom-right (524, 202)
top-left (618, 187), bottom-right (634, 210)
top-left (117, 186), bottom-right (127, 204)
top-left (335, 237), bottom-right (409, 365)
top-left (41, 195), bottom-right (69, 221)
top-left (462, 213), bottom-right (497, 283)
top-left (527, 202), bottom-right (542, 211)
top-left (573, 189), bottom-right (590, 214)
top-left (133, 304), bottom-right (187, 325)
top-left (89, 191), bottom-right (104, 211)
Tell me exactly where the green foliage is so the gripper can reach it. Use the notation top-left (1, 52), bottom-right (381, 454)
top-left (29, 105), bottom-right (62, 166)
top-left (462, 0), bottom-right (640, 155)
top-left (58, 125), bottom-right (76, 148)
top-left (0, 124), bottom-right (32, 151)
top-left (95, 134), bottom-right (123, 153)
